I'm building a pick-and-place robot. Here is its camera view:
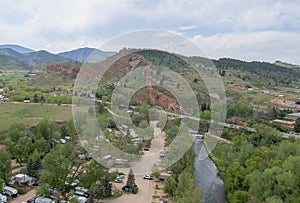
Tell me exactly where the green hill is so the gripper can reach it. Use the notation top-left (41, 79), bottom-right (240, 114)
top-left (0, 54), bottom-right (32, 70)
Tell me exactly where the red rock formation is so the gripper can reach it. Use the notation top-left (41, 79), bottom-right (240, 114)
top-left (46, 64), bottom-right (80, 78)
top-left (134, 87), bottom-right (180, 113)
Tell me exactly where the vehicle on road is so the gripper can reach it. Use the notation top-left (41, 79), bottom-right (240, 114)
top-left (143, 174), bottom-right (153, 180)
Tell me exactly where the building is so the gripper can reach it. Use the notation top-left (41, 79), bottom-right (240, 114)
top-left (272, 119), bottom-right (295, 128)
top-left (287, 113), bottom-right (300, 120)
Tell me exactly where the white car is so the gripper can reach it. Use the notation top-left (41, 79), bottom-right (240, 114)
top-left (143, 174), bottom-right (153, 180)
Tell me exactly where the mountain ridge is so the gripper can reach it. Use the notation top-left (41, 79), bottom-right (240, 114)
top-left (0, 45), bottom-right (116, 70)
top-left (0, 44), bottom-right (35, 53)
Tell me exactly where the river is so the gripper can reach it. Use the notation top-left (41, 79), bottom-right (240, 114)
top-left (194, 140), bottom-right (227, 203)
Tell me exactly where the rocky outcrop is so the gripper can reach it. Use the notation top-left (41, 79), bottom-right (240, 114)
top-left (46, 64), bottom-right (79, 78)
top-left (134, 87), bottom-right (180, 113)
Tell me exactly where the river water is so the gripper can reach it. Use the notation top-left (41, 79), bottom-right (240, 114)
top-left (194, 140), bottom-right (227, 203)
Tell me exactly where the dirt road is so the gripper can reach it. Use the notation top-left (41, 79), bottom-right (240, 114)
top-left (10, 189), bottom-right (35, 203)
top-left (104, 121), bottom-right (168, 203)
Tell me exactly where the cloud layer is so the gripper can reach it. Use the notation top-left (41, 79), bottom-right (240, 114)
top-left (0, 0), bottom-right (299, 63)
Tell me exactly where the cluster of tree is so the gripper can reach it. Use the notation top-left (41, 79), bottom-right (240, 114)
top-left (0, 118), bottom-right (116, 202)
top-left (227, 101), bottom-right (253, 118)
top-left (161, 118), bottom-right (204, 202)
top-left (1, 119), bottom-right (77, 168)
top-left (164, 169), bottom-right (203, 203)
top-left (213, 124), bottom-right (300, 202)
top-left (214, 58), bottom-right (300, 87)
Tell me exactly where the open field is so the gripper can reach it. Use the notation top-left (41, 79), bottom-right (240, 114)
top-left (0, 103), bottom-right (72, 131)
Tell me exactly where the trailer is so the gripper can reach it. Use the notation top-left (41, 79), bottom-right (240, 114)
top-left (3, 186), bottom-right (18, 197)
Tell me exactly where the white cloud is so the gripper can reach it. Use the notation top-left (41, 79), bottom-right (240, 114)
top-left (193, 31), bottom-right (300, 64)
top-left (178, 25), bottom-right (197, 31)
top-left (0, 0), bottom-right (299, 63)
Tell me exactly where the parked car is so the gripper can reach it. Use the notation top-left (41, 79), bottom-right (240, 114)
top-left (78, 154), bottom-right (85, 160)
top-left (60, 139), bottom-right (66, 144)
top-left (117, 173), bottom-right (125, 179)
top-left (114, 178), bottom-right (123, 183)
top-left (159, 151), bottom-right (165, 158)
top-left (143, 174), bottom-right (153, 180)
top-left (85, 153), bottom-right (93, 160)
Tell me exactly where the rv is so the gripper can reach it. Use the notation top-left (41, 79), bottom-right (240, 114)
top-left (0, 194), bottom-right (7, 203)
top-left (3, 186), bottom-right (18, 197)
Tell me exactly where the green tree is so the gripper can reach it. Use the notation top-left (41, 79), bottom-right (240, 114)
top-left (175, 171), bottom-right (203, 203)
top-left (88, 182), bottom-right (105, 203)
top-left (66, 119), bottom-right (77, 138)
top-left (227, 102), bottom-right (253, 117)
top-left (0, 150), bottom-right (12, 183)
top-left (35, 120), bottom-right (58, 141)
top-left (294, 118), bottom-right (300, 132)
top-left (79, 160), bottom-right (107, 188)
top-left (6, 136), bottom-right (33, 166)
top-left (164, 176), bottom-right (177, 196)
top-left (39, 143), bottom-right (82, 196)
top-left (27, 149), bottom-right (41, 177)
top-left (249, 124), bottom-right (282, 147)
top-left (231, 191), bottom-right (250, 203)
top-left (33, 94), bottom-right (39, 103)
top-left (102, 175), bottom-right (112, 197)
top-left (126, 168), bottom-right (138, 193)
top-left (224, 162), bottom-right (246, 192)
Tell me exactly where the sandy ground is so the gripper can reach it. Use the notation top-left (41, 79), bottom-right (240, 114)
top-left (10, 189), bottom-right (35, 203)
top-left (11, 159), bottom-right (26, 174)
top-left (104, 121), bottom-right (171, 203)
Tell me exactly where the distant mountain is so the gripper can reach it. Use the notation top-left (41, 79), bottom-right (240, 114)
top-left (58, 47), bottom-right (116, 63)
top-left (23, 50), bottom-right (69, 64)
top-left (0, 55), bottom-right (32, 70)
top-left (0, 44), bottom-right (34, 53)
top-left (0, 48), bottom-right (24, 60)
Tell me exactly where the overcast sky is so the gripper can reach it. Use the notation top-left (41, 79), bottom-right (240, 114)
top-left (0, 0), bottom-right (299, 63)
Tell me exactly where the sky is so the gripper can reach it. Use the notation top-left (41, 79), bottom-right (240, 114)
top-left (0, 0), bottom-right (299, 63)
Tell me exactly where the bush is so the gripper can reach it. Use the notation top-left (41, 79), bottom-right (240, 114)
top-left (16, 186), bottom-right (25, 195)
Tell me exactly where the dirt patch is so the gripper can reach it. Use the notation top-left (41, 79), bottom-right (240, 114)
top-left (10, 189), bottom-right (35, 203)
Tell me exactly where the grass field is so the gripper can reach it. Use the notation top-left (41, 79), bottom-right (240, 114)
top-left (0, 103), bottom-right (72, 131)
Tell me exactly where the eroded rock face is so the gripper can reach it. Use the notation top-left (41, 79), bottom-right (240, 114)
top-left (46, 64), bottom-right (80, 78)
top-left (134, 87), bottom-right (180, 114)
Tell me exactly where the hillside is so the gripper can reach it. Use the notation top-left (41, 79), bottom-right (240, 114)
top-left (58, 47), bottom-right (115, 63)
top-left (28, 72), bottom-right (74, 88)
top-left (274, 60), bottom-right (300, 69)
top-left (214, 58), bottom-right (300, 88)
top-left (0, 54), bottom-right (32, 70)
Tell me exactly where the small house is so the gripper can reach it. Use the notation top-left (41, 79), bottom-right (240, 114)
top-left (262, 90), bottom-right (270, 94)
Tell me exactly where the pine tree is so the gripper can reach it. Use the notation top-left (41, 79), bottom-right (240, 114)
top-left (102, 175), bottom-right (112, 197)
top-left (27, 150), bottom-right (41, 177)
top-left (126, 168), bottom-right (138, 193)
